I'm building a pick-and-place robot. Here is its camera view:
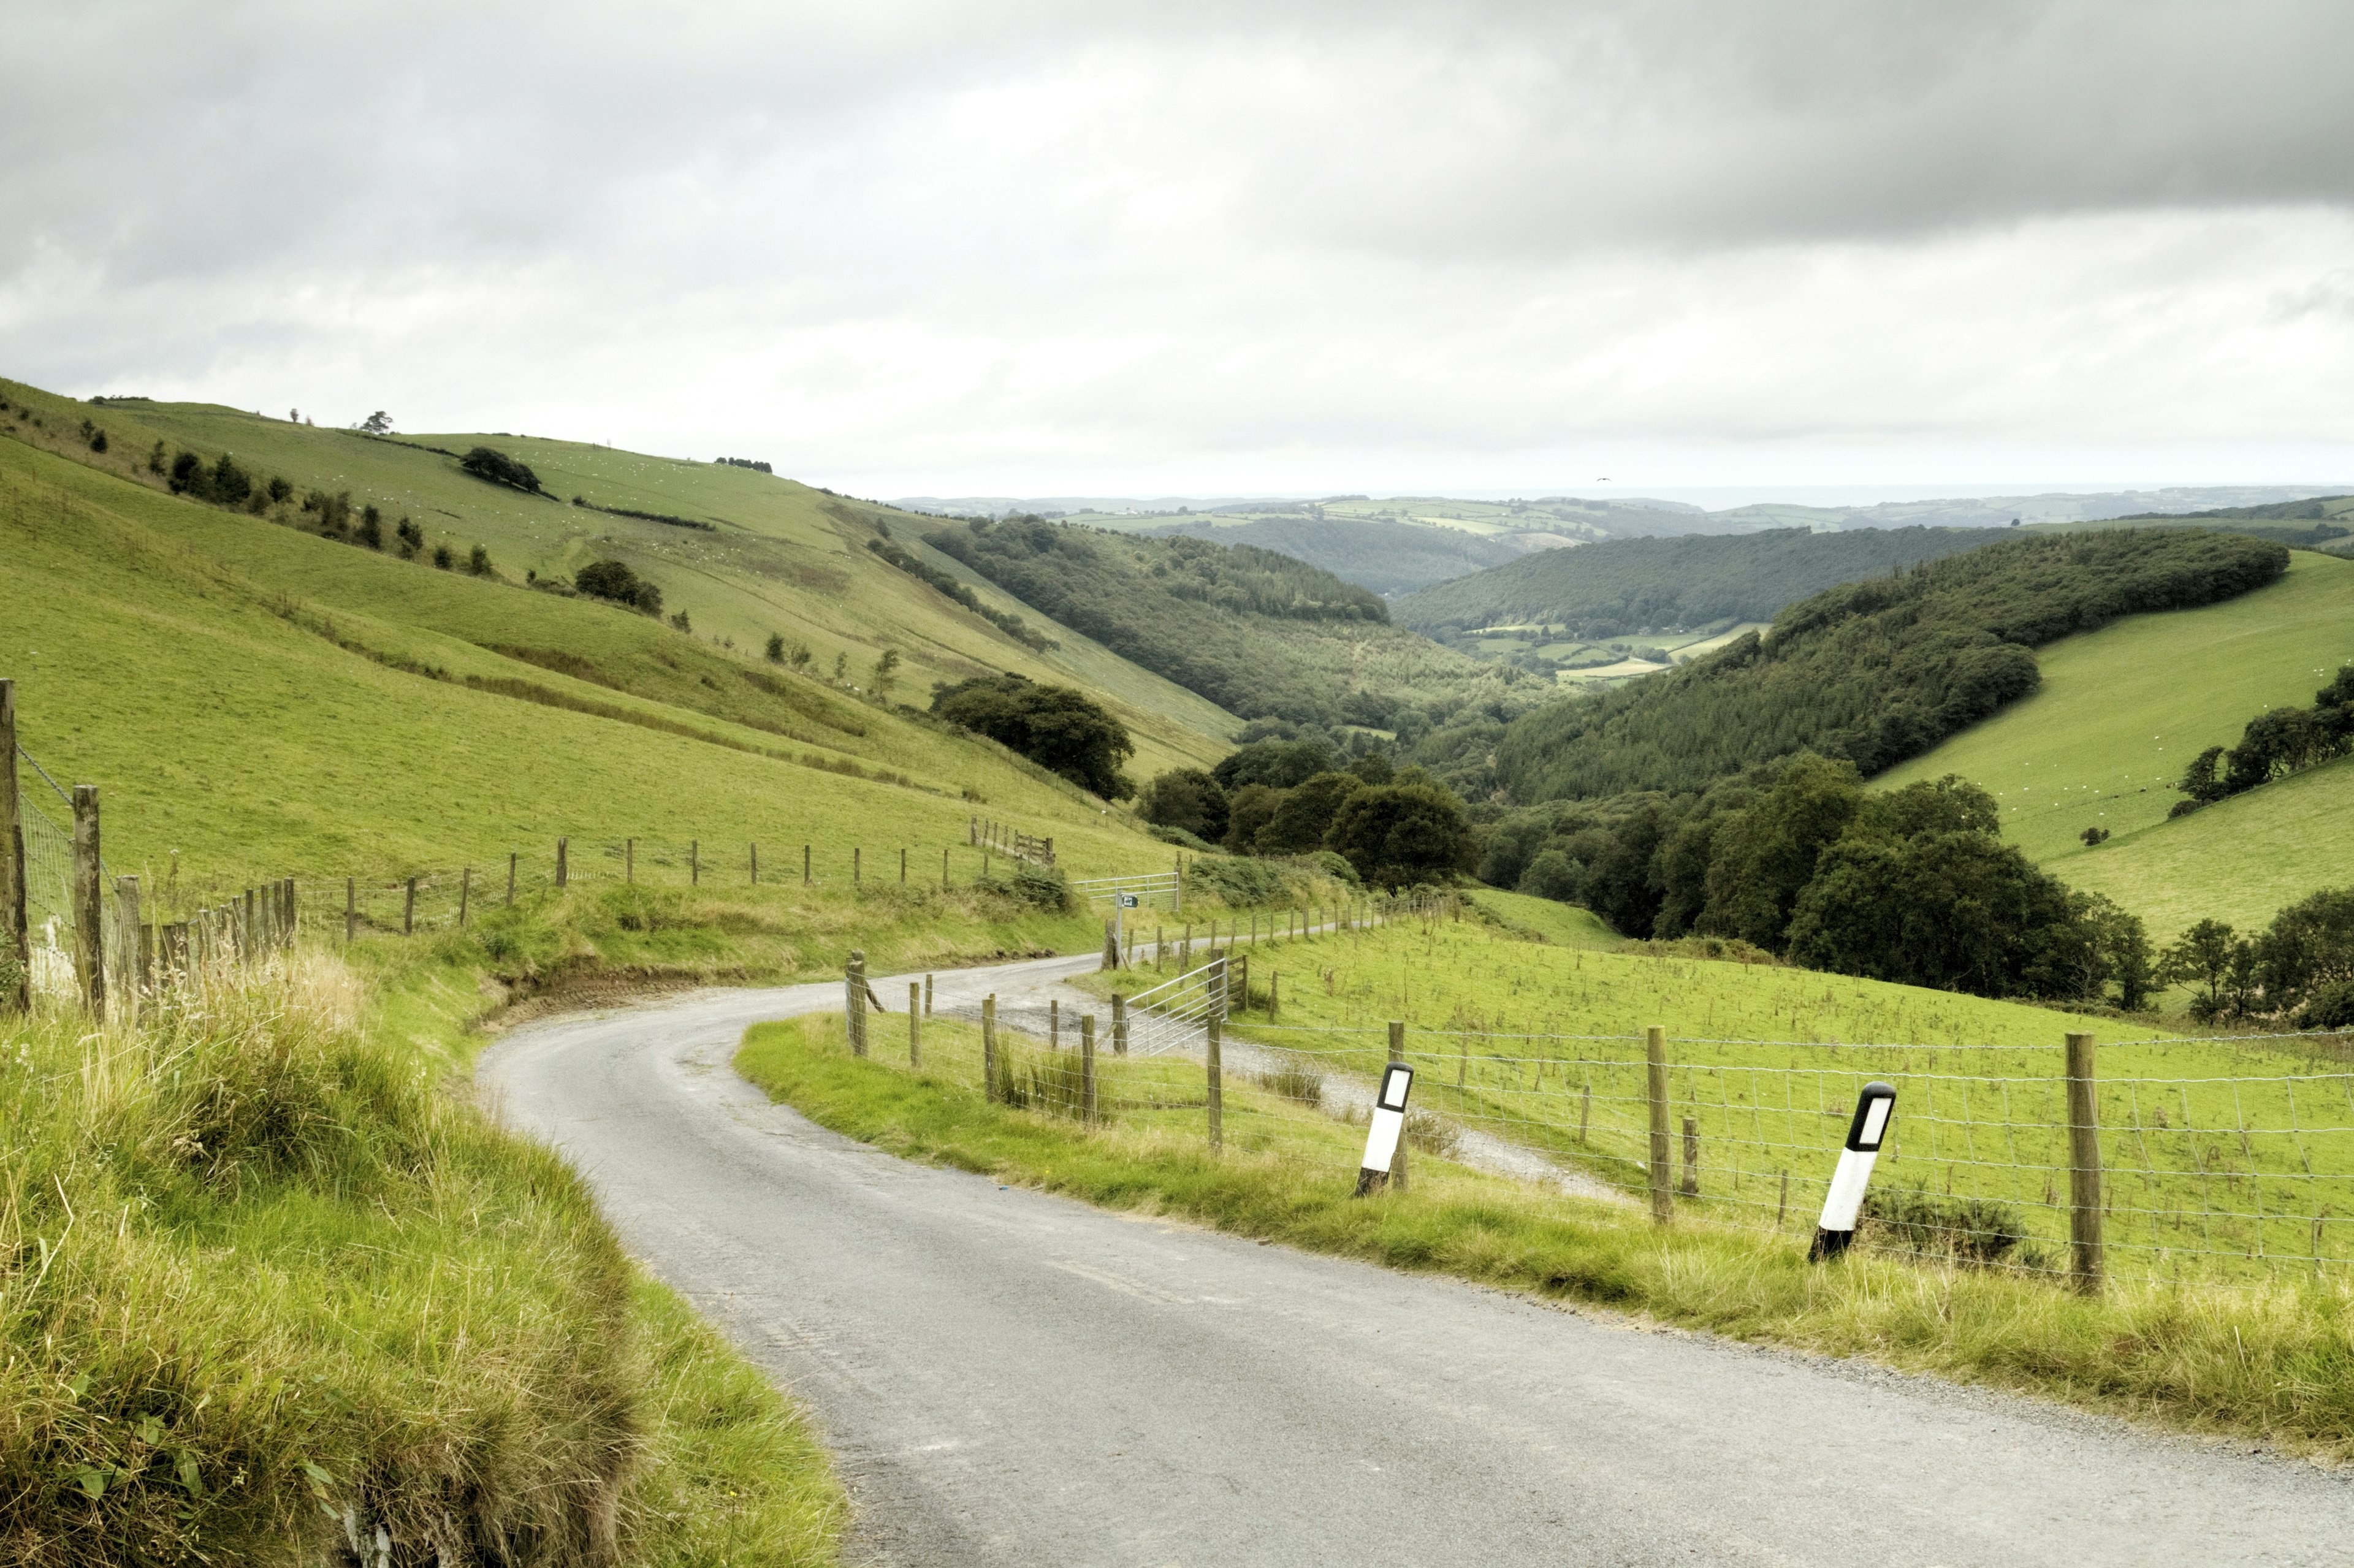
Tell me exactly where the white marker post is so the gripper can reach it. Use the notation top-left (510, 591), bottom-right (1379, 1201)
top-left (1810, 1081), bottom-right (1897, 1262)
top-left (1353, 1062), bottom-right (1415, 1197)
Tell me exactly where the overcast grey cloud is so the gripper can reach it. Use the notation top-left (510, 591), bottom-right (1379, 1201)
top-left (4, 1), bottom-right (2352, 495)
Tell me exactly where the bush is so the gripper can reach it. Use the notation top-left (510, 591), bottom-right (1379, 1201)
top-left (931, 674), bottom-right (1135, 799)
top-left (1249, 1060), bottom-right (1324, 1106)
top-left (765, 633), bottom-right (786, 663)
top-left (1861, 1186), bottom-right (2028, 1266)
top-left (460, 446), bottom-right (543, 493)
top-left (1326, 782), bottom-right (1475, 889)
top-left (576, 559), bottom-right (663, 615)
top-left (2298, 981), bottom-right (2354, 1032)
top-left (1148, 823), bottom-right (1216, 852)
top-left (432, 544), bottom-right (454, 570)
top-left (1310, 850), bottom-right (1362, 888)
top-left (1186, 855), bottom-right (1296, 908)
top-left (1138, 767), bottom-right (1229, 843)
top-left (468, 544), bottom-right (492, 576)
top-left (978, 864), bottom-right (1073, 913)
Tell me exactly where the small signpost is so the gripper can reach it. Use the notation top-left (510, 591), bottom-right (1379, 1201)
top-left (1353, 1061), bottom-right (1415, 1197)
top-left (1809, 1081), bottom-right (1897, 1262)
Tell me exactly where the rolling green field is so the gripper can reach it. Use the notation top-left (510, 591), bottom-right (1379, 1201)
top-left (1076, 921), bottom-right (2354, 1281)
top-left (3, 378), bottom-right (1237, 783)
top-left (1874, 549), bottom-right (2354, 933)
top-left (0, 419), bottom-right (1185, 892)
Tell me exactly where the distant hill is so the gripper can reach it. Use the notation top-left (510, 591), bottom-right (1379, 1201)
top-left (923, 517), bottom-right (1510, 729)
top-left (1140, 516), bottom-right (1531, 596)
top-left (1395, 527), bottom-right (2015, 640)
top-left (1494, 530), bottom-right (2290, 804)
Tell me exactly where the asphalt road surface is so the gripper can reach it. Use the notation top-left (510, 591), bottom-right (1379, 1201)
top-left (479, 957), bottom-right (2354, 1567)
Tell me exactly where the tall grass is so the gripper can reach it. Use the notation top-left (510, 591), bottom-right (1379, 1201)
top-left (0, 953), bottom-right (840, 1565)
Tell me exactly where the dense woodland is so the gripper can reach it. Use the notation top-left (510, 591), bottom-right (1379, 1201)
top-left (1496, 530), bottom-right (2289, 802)
top-left (924, 516), bottom-right (1508, 727)
top-left (1396, 525), bottom-right (2014, 641)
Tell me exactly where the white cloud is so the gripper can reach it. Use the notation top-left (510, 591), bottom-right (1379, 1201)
top-left (3, 1), bottom-right (2351, 494)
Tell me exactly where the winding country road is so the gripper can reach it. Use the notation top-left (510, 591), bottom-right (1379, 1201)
top-left (479, 956), bottom-right (2354, 1567)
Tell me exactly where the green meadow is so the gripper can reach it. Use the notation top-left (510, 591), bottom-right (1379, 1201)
top-left (1075, 921), bottom-right (2354, 1281)
top-left (1875, 548), bottom-right (2354, 934)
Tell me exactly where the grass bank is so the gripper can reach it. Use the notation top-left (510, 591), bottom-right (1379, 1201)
top-left (739, 1011), bottom-right (2354, 1458)
top-left (0, 944), bottom-right (844, 1564)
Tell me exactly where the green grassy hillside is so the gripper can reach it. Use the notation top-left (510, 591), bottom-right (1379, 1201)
top-left (0, 423), bottom-right (1179, 891)
top-left (5, 379), bottom-right (1238, 782)
top-left (1876, 550), bottom-right (2354, 933)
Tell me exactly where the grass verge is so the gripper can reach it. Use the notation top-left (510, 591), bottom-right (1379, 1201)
top-left (739, 1011), bottom-right (2354, 1458)
top-left (0, 947), bottom-right (844, 1566)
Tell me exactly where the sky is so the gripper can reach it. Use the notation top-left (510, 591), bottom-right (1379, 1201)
top-left (6, 1), bottom-right (2354, 501)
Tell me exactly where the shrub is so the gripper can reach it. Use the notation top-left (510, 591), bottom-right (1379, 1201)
top-left (1861, 1185), bottom-right (2028, 1266)
top-left (432, 544), bottom-right (454, 570)
top-left (1310, 850), bottom-right (1362, 888)
top-left (765, 633), bottom-right (786, 663)
top-left (459, 446), bottom-right (543, 494)
top-left (1249, 1060), bottom-right (1324, 1106)
top-left (576, 560), bottom-right (663, 615)
top-left (932, 674), bottom-right (1135, 799)
top-left (2298, 981), bottom-right (2354, 1032)
top-left (468, 544), bottom-right (492, 576)
top-left (1148, 823), bottom-right (1216, 853)
top-left (1138, 768), bottom-right (1229, 843)
top-left (1186, 855), bottom-right (1296, 907)
top-left (355, 511), bottom-right (383, 550)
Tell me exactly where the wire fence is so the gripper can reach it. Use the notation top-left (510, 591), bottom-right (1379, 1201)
top-left (902, 943), bottom-right (2354, 1287)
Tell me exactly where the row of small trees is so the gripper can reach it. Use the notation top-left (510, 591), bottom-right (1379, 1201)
top-left (2173, 664), bottom-right (2354, 815)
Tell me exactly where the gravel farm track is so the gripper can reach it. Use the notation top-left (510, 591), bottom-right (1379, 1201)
top-left (479, 954), bottom-right (2354, 1567)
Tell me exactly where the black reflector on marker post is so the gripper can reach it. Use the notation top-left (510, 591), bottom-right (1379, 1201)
top-left (1354, 1063), bottom-right (1415, 1197)
top-left (1808, 1081), bottom-right (1896, 1262)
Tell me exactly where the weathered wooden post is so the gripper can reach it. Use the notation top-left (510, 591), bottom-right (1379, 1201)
top-left (1080, 1014), bottom-right (1097, 1127)
top-left (1101, 917), bottom-right (1119, 972)
top-left (1388, 1020), bottom-right (1409, 1193)
top-left (459, 867), bottom-right (472, 928)
top-left (1111, 992), bottom-right (1128, 1056)
top-left (506, 852), bottom-right (517, 906)
top-left (403, 877), bottom-right (417, 936)
top-left (942, 847), bottom-right (950, 889)
top-left (1049, 997), bottom-right (1060, 1049)
top-left (71, 785), bottom-right (104, 1019)
top-left (626, 838), bottom-right (635, 884)
top-left (908, 982), bottom-right (922, 1066)
top-left (556, 837), bottom-right (569, 889)
top-left (901, 847), bottom-right (907, 885)
top-left (1205, 1016), bottom-right (1224, 1152)
top-left (803, 843), bottom-right (811, 885)
top-left (0, 680), bottom-right (27, 1014)
top-left (1680, 1116), bottom-right (1701, 1197)
top-left (1647, 1025), bottom-right (1672, 1223)
top-left (853, 847), bottom-right (861, 885)
top-left (845, 950), bottom-right (868, 1057)
top-left (113, 876), bottom-right (141, 1022)
top-left (1268, 970), bottom-right (1279, 1019)
top-left (982, 994), bottom-right (999, 1102)
top-left (2066, 1031), bottom-right (2104, 1294)
top-left (751, 843), bottom-right (759, 885)
top-left (924, 973), bottom-right (934, 1016)
top-left (691, 839), bottom-right (700, 886)
top-left (346, 877), bottom-right (357, 943)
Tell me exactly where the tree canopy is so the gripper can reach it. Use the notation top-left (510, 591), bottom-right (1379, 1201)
top-left (931, 674), bottom-right (1135, 799)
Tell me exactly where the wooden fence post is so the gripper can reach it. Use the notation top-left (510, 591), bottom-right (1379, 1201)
top-left (556, 837), bottom-right (568, 889)
top-left (1647, 1025), bottom-right (1672, 1222)
top-left (1388, 1020), bottom-right (1408, 1193)
top-left (1268, 970), bottom-right (1279, 1019)
top-left (459, 867), bottom-right (472, 928)
top-left (853, 847), bottom-right (860, 885)
top-left (0, 680), bottom-right (26, 1015)
top-left (626, 838), bottom-right (635, 885)
top-left (1680, 1116), bottom-right (1700, 1197)
top-left (1101, 918), bottom-right (1119, 972)
top-left (2066, 1031), bottom-right (2104, 1294)
top-left (982, 994), bottom-right (998, 1102)
top-left (924, 973), bottom-right (934, 1016)
top-left (845, 950), bottom-right (867, 1057)
top-left (908, 982), bottom-right (921, 1066)
top-left (942, 847), bottom-right (949, 889)
top-left (346, 877), bottom-right (357, 944)
top-left (1049, 997), bottom-right (1060, 1049)
top-left (1111, 992), bottom-right (1127, 1056)
top-left (691, 839), bottom-right (700, 886)
top-left (403, 877), bottom-right (417, 936)
top-left (750, 843), bottom-right (759, 885)
top-left (71, 785), bottom-right (104, 1019)
top-left (901, 847), bottom-right (907, 885)
top-left (803, 844), bottom-right (811, 885)
top-left (1205, 1016), bottom-right (1223, 1152)
top-left (1080, 1014), bottom-right (1097, 1127)
top-left (113, 875), bottom-right (141, 1022)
